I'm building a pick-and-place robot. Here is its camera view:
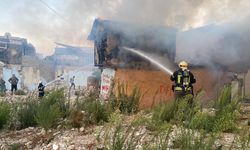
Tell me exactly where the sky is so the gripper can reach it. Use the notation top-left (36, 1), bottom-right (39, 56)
top-left (0, 0), bottom-right (250, 56)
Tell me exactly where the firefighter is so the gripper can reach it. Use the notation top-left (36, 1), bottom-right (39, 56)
top-left (170, 61), bottom-right (196, 99)
top-left (38, 81), bottom-right (45, 98)
top-left (69, 76), bottom-right (75, 90)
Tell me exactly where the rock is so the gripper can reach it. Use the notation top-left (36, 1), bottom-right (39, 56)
top-left (80, 127), bottom-right (85, 132)
top-left (29, 127), bottom-right (35, 130)
top-left (25, 141), bottom-right (33, 145)
top-left (40, 128), bottom-right (46, 135)
top-left (52, 144), bottom-right (59, 150)
top-left (26, 141), bottom-right (33, 149)
top-left (57, 125), bottom-right (62, 129)
top-left (53, 131), bottom-right (61, 136)
top-left (59, 143), bottom-right (66, 149)
top-left (68, 145), bottom-right (75, 150)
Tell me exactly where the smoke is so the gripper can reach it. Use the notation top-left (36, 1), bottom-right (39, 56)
top-left (176, 16), bottom-right (250, 72)
top-left (1, 0), bottom-right (250, 63)
top-left (107, 0), bottom-right (250, 72)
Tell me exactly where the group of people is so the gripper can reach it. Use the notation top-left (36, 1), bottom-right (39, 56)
top-left (0, 74), bottom-right (19, 94)
top-left (37, 61), bottom-right (196, 100)
top-left (0, 73), bottom-right (46, 98)
top-left (0, 62), bottom-right (194, 99)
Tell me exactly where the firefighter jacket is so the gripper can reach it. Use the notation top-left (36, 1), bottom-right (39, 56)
top-left (170, 69), bottom-right (196, 92)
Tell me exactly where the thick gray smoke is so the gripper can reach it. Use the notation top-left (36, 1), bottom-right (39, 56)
top-left (107, 0), bottom-right (250, 72)
top-left (1, 0), bottom-right (250, 66)
top-left (176, 16), bottom-right (250, 72)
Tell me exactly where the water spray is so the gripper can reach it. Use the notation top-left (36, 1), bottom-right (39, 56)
top-left (121, 47), bottom-right (174, 75)
top-left (45, 65), bottom-right (95, 87)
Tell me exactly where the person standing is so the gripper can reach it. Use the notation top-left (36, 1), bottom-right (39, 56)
top-left (69, 76), bottom-right (75, 90)
top-left (8, 74), bottom-right (19, 94)
top-left (0, 77), bottom-right (6, 94)
top-left (38, 81), bottom-right (45, 98)
top-left (170, 61), bottom-right (196, 99)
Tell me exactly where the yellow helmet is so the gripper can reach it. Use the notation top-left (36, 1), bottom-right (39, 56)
top-left (179, 61), bottom-right (188, 70)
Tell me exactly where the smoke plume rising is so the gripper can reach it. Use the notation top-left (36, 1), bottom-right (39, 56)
top-left (1, 0), bottom-right (250, 68)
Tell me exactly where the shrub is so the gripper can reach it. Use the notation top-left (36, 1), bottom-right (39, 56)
top-left (80, 99), bottom-right (109, 125)
top-left (172, 128), bottom-right (217, 150)
top-left (35, 101), bottom-right (61, 130)
top-left (0, 92), bottom-right (6, 97)
top-left (75, 90), bottom-right (111, 125)
top-left (69, 109), bottom-right (84, 128)
top-left (111, 83), bottom-right (141, 114)
top-left (0, 101), bottom-right (11, 129)
top-left (212, 85), bottom-right (240, 132)
top-left (100, 112), bottom-right (145, 150)
top-left (212, 104), bottom-right (238, 132)
top-left (35, 89), bottom-right (66, 130)
top-left (17, 100), bottom-right (38, 129)
top-left (214, 86), bottom-right (230, 109)
top-left (187, 86), bottom-right (240, 133)
top-left (152, 100), bottom-right (176, 124)
top-left (188, 111), bottom-right (214, 132)
top-left (46, 88), bottom-right (68, 117)
top-left (152, 95), bottom-right (200, 125)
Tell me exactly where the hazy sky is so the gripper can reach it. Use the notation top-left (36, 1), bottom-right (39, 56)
top-left (0, 0), bottom-right (249, 55)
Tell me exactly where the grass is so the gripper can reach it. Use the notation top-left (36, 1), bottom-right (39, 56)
top-left (81, 98), bottom-right (110, 125)
top-left (152, 95), bottom-right (200, 126)
top-left (35, 89), bottom-right (67, 130)
top-left (171, 128), bottom-right (217, 150)
top-left (74, 82), bottom-right (141, 126)
top-left (99, 111), bottom-right (146, 150)
top-left (151, 86), bottom-right (241, 133)
top-left (0, 84), bottom-right (248, 149)
top-left (0, 101), bottom-right (11, 129)
top-left (116, 83), bottom-right (141, 114)
top-left (0, 91), bottom-right (6, 97)
top-left (17, 99), bottom-right (38, 129)
top-left (108, 82), bottom-right (141, 114)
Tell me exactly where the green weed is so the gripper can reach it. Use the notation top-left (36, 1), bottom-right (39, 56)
top-left (100, 111), bottom-right (145, 150)
top-left (35, 89), bottom-right (67, 130)
top-left (112, 83), bottom-right (141, 114)
top-left (17, 100), bottom-right (38, 129)
top-left (0, 101), bottom-right (11, 129)
top-left (80, 99), bottom-right (109, 125)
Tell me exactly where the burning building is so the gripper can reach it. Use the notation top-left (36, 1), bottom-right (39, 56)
top-left (88, 19), bottom-right (177, 107)
top-left (88, 19), bottom-right (176, 67)
top-left (88, 18), bottom-right (250, 107)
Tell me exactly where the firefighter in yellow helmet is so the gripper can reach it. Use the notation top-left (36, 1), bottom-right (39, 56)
top-left (170, 61), bottom-right (196, 99)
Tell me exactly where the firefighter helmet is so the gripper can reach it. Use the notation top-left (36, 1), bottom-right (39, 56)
top-left (179, 61), bottom-right (188, 70)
